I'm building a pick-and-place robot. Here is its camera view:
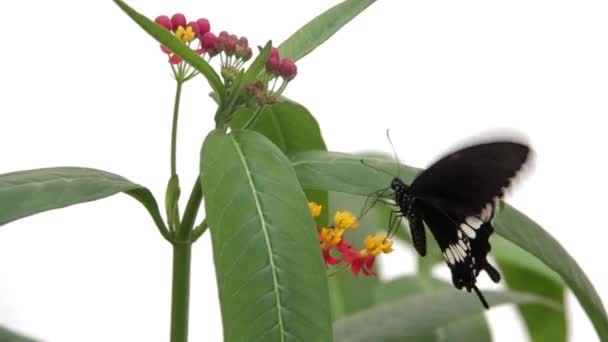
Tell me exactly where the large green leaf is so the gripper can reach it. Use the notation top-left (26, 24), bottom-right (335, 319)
top-left (0, 326), bottom-right (38, 342)
top-left (494, 237), bottom-right (567, 342)
top-left (232, 99), bottom-right (329, 234)
top-left (290, 150), bottom-right (608, 340)
top-left (200, 130), bottom-right (332, 341)
top-left (334, 288), bottom-right (557, 342)
top-left (278, 0), bottom-right (377, 62)
top-left (0, 167), bottom-right (169, 240)
top-left (113, 0), bottom-right (224, 97)
top-left (375, 276), bottom-right (491, 342)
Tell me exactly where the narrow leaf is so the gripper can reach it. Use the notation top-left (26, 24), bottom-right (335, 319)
top-left (375, 276), bottom-right (491, 342)
top-left (278, 0), bottom-right (377, 62)
top-left (289, 150), bottom-right (608, 340)
top-left (334, 289), bottom-right (557, 342)
top-left (113, 0), bottom-right (224, 97)
top-left (200, 130), bottom-right (332, 341)
top-left (0, 167), bottom-right (169, 240)
top-left (495, 237), bottom-right (567, 342)
top-left (0, 326), bottom-right (39, 342)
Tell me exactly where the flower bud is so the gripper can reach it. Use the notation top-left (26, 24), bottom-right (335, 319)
top-left (279, 58), bottom-right (297, 80)
top-left (216, 34), bottom-right (227, 52)
top-left (266, 56), bottom-right (280, 73)
top-left (155, 15), bottom-right (172, 30)
top-left (187, 21), bottom-right (200, 36)
top-left (243, 47), bottom-right (252, 61)
top-left (245, 82), bottom-right (256, 94)
top-left (238, 36), bottom-right (248, 48)
top-left (196, 18), bottom-right (211, 36)
top-left (219, 31), bottom-right (229, 38)
top-left (171, 13), bottom-right (187, 31)
top-left (270, 47), bottom-right (280, 60)
top-left (225, 35), bottom-right (238, 56)
top-left (201, 32), bottom-right (218, 50)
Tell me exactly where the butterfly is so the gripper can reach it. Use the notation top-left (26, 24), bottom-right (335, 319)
top-left (364, 138), bottom-right (531, 309)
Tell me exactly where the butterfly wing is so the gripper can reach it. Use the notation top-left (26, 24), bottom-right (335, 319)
top-left (416, 200), bottom-right (490, 308)
top-left (409, 141), bottom-right (530, 218)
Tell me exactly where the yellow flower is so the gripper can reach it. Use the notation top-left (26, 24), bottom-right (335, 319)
top-left (309, 201), bottom-right (322, 218)
top-left (319, 227), bottom-right (344, 250)
top-left (333, 211), bottom-right (358, 229)
top-left (175, 25), bottom-right (196, 43)
top-left (360, 235), bottom-right (393, 257)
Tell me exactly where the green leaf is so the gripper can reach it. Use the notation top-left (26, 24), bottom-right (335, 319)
top-left (200, 130), bottom-right (332, 341)
top-left (113, 0), bottom-right (224, 97)
top-left (165, 174), bottom-right (181, 231)
top-left (290, 150), bottom-right (608, 340)
top-left (374, 276), bottom-right (491, 342)
top-left (232, 99), bottom-right (329, 230)
top-left (334, 288), bottom-right (556, 342)
top-left (494, 237), bottom-right (567, 342)
top-left (278, 0), bottom-right (377, 62)
top-left (0, 167), bottom-right (169, 241)
top-left (232, 101), bottom-right (326, 152)
top-left (0, 326), bottom-right (38, 342)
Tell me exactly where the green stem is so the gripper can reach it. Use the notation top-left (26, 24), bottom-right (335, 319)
top-left (191, 218), bottom-right (209, 242)
top-left (170, 242), bottom-right (192, 342)
top-left (171, 81), bottom-right (184, 176)
top-left (179, 179), bottom-right (203, 238)
top-left (241, 105), bottom-right (266, 130)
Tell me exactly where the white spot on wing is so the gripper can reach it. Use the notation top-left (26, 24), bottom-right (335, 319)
top-left (458, 239), bottom-right (468, 251)
top-left (460, 224), bottom-right (477, 239)
top-left (444, 249), bottom-right (455, 264)
top-left (481, 203), bottom-right (493, 222)
top-left (450, 245), bottom-right (462, 262)
top-left (455, 244), bottom-right (467, 259)
top-left (466, 216), bottom-right (483, 230)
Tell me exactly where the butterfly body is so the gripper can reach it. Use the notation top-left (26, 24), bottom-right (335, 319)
top-left (383, 141), bottom-right (531, 309)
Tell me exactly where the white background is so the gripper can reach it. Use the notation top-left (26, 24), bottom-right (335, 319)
top-left (0, 0), bottom-right (607, 341)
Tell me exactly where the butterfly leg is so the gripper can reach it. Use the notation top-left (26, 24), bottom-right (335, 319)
top-left (386, 210), bottom-right (403, 238)
top-left (359, 187), bottom-right (392, 220)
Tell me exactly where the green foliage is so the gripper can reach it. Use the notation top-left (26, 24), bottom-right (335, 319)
top-left (291, 150), bottom-right (608, 340)
top-left (200, 130), bottom-right (332, 341)
top-left (1, 1), bottom-right (605, 341)
top-left (0, 326), bottom-right (38, 342)
top-left (279, 0), bottom-right (377, 61)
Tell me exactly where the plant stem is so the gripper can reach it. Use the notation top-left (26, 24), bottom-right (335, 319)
top-left (170, 242), bottom-right (192, 342)
top-left (171, 80), bottom-right (184, 176)
top-left (179, 179), bottom-right (203, 237)
top-left (191, 218), bottom-right (209, 242)
top-left (241, 105), bottom-right (266, 130)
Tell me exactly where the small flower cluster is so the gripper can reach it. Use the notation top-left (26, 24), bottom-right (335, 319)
top-left (155, 14), bottom-right (212, 65)
top-left (309, 202), bottom-right (393, 276)
top-left (246, 48), bottom-right (298, 105)
top-left (155, 13), bottom-right (253, 83)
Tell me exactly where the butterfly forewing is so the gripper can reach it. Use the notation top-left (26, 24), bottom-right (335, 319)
top-left (409, 142), bottom-right (530, 218)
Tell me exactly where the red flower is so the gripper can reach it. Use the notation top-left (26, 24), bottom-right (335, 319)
top-left (155, 15), bottom-right (172, 30)
top-left (322, 250), bottom-right (341, 266)
top-left (196, 18), bottom-right (210, 36)
top-left (171, 13), bottom-right (187, 31)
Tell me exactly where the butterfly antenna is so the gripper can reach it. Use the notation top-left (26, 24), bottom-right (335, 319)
top-left (386, 129), bottom-right (401, 179)
top-left (360, 159), bottom-right (396, 179)
top-left (473, 286), bottom-right (490, 310)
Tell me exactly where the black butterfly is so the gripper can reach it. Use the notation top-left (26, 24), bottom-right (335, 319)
top-left (366, 140), bottom-right (531, 309)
